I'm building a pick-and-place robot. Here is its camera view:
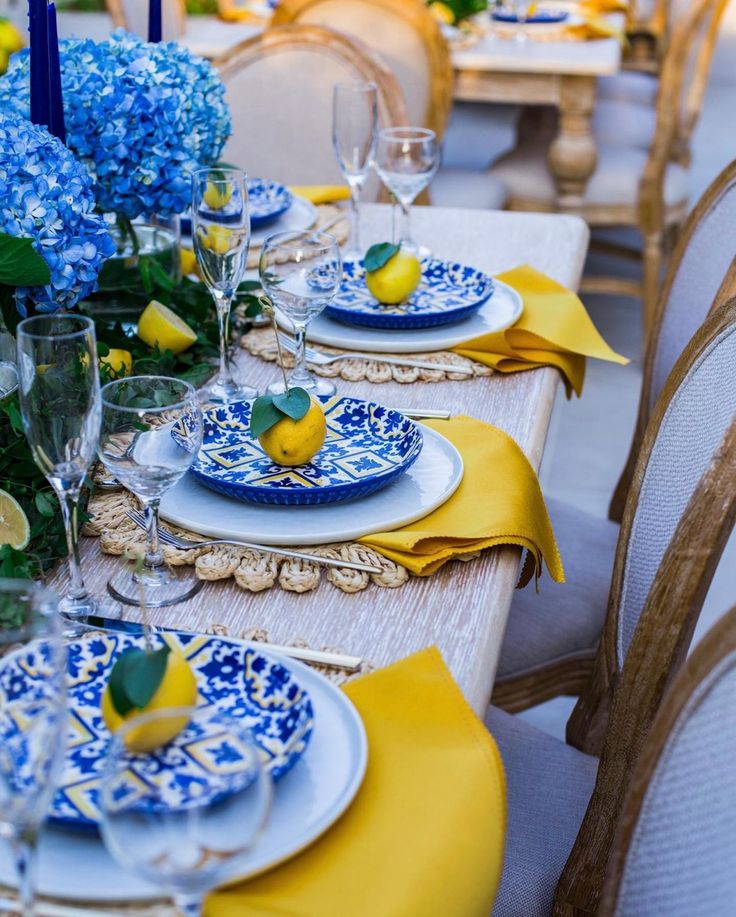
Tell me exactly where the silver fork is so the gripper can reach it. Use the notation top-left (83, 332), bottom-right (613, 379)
top-left (277, 332), bottom-right (475, 375)
top-left (126, 510), bottom-right (384, 575)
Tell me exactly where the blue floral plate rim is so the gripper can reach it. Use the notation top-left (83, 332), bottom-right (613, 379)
top-left (492, 7), bottom-right (569, 23)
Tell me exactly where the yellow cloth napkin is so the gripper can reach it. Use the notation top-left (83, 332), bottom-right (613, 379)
top-left (289, 184), bottom-right (351, 205)
top-left (207, 647), bottom-right (507, 917)
top-left (563, 14), bottom-right (627, 43)
top-left (359, 416), bottom-right (564, 585)
top-left (453, 264), bottom-right (629, 397)
top-left (578, 0), bottom-right (629, 12)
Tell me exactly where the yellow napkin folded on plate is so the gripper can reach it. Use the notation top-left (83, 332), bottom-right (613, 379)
top-left (207, 647), bottom-right (507, 917)
top-left (564, 14), bottom-right (627, 43)
top-left (359, 416), bottom-right (564, 585)
top-left (453, 264), bottom-right (629, 397)
top-left (289, 184), bottom-right (351, 205)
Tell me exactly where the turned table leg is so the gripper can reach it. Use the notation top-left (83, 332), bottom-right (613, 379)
top-left (547, 74), bottom-right (598, 212)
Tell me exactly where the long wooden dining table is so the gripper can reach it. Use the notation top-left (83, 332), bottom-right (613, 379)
top-left (65, 204), bottom-right (589, 717)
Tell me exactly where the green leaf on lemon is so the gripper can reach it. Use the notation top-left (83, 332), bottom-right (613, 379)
top-left (364, 242), bottom-right (400, 274)
top-left (250, 387), bottom-right (311, 437)
top-left (108, 644), bottom-right (171, 718)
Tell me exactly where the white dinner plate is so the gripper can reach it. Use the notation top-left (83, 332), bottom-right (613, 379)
top-left (286, 277), bottom-right (523, 353)
top-left (159, 425), bottom-right (463, 545)
top-left (0, 649), bottom-right (368, 903)
top-left (250, 195), bottom-right (317, 248)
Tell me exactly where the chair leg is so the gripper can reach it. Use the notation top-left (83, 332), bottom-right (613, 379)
top-left (642, 231), bottom-right (663, 338)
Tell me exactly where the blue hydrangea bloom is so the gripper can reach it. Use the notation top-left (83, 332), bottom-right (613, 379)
top-left (0, 31), bottom-right (231, 219)
top-left (0, 111), bottom-right (115, 314)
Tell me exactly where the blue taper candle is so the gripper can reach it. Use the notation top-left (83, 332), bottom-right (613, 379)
top-left (47, 3), bottom-right (66, 143)
top-left (148, 0), bottom-right (162, 42)
top-left (29, 0), bottom-right (51, 128)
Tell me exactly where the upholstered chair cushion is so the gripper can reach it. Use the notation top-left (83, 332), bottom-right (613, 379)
top-left (497, 498), bottom-right (619, 681)
top-left (442, 101), bottom-right (520, 171)
top-left (430, 170), bottom-right (508, 210)
top-left (591, 100), bottom-right (657, 152)
top-left (490, 142), bottom-right (688, 210)
top-left (597, 72), bottom-right (659, 108)
top-left (486, 704), bottom-right (598, 917)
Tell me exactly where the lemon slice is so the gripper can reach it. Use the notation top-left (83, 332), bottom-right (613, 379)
top-left (137, 300), bottom-right (197, 355)
top-left (0, 489), bottom-right (30, 550)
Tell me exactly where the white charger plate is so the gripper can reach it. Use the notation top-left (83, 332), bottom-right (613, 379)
top-left (250, 195), bottom-right (317, 248)
top-left (285, 277), bottom-right (523, 354)
top-left (159, 425), bottom-right (463, 545)
top-left (0, 649), bottom-right (368, 903)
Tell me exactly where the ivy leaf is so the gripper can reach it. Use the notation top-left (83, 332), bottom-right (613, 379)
top-left (364, 242), bottom-right (400, 273)
top-left (272, 387), bottom-right (311, 421)
top-left (0, 234), bottom-right (51, 287)
top-left (34, 492), bottom-right (56, 517)
top-left (250, 395), bottom-right (285, 438)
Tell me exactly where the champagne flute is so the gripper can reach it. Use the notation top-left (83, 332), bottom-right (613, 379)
top-left (99, 706), bottom-right (272, 917)
top-left (0, 580), bottom-right (66, 916)
top-left (259, 231), bottom-right (342, 398)
top-left (192, 167), bottom-right (257, 405)
top-left (332, 81), bottom-right (378, 258)
top-left (98, 376), bottom-right (203, 607)
top-left (374, 127), bottom-right (439, 257)
top-left (16, 314), bottom-right (101, 631)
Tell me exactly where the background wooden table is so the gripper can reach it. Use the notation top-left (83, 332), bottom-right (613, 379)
top-left (68, 204), bottom-right (589, 716)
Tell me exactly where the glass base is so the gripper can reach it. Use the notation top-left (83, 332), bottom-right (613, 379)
top-left (107, 564), bottom-right (204, 608)
top-left (199, 377), bottom-right (258, 406)
top-left (266, 375), bottom-right (336, 398)
top-left (59, 592), bottom-right (101, 637)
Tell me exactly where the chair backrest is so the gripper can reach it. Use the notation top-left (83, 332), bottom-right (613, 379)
top-left (639, 0), bottom-right (729, 234)
top-left (106, 0), bottom-right (187, 39)
top-left (557, 407), bottom-right (736, 914)
top-left (272, 0), bottom-right (452, 137)
top-left (610, 159), bottom-right (736, 521)
top-left (600, 605), bottom-right (736, 917)
top-left (214, 24), bottom-right (407, 188)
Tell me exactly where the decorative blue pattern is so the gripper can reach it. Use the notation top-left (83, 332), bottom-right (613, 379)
top-left (325, 258), bottom-right (495, 330)
top-left (248, 178), bottom-right (293, 225)
top-left (492, 7), bottom-right (569, 22)
top-left (187, 396), bottom-right (423, 506)
top-left (0, 633), bottom-right (314, 829)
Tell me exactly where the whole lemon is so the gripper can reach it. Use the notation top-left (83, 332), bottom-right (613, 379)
top-left (101, 651), bottom-right (198, 753)
top-left (100, 348), bottom-right (133, 377)
top-left (365, 251), bottom-right (422, 304)
top-left (259, 397), bottom-right (327, 466)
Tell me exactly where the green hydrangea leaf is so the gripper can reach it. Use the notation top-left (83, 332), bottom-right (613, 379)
top-left (272, 387), bottom-right (311, 421)
top-left (364, 242), bottom-right (400, 273)
top-left (0, 233), bottom-right (51, 287)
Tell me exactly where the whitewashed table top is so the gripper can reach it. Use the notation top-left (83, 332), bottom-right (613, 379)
top-left (72, 204), bottom-right (589, 715)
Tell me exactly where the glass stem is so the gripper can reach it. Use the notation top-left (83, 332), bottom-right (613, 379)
top-left (289, 321), bottom-right (312, 388)
top-left (142, 498), bottom-right (164, 570)
top-left (11, 832), bottom-right (38, 917)
top-left (173, 894), bottom-right (203, 917)
top-left (214, 293), bottom-right (234, 388)
top-left (347, 179), bottom-right (363, 253)
top-left (55, 484), bottom-right (87, 603)
top-left (390, 192), bottom-right (398, 245)
top-left (398, 200), bottom-right (412, 250)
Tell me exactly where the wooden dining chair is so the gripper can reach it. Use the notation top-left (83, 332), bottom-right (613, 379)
top-left (492, 160), bottom-right (736, 714)
top-left (490, 0), bottom-right (730, 335)
top-left (485, 304), bottom-right (736, 913)
top-left (213, 24), bottom-right (407, 187)
top-left (106, 0), bottom-right (187, 39)
top-left (598, 603), bottom-right (736, 917)
top-left (271, 0), bottom-right (453, 138)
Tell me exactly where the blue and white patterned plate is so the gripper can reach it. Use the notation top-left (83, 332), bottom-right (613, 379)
top-left (248, 178), bottom-right (294, 226)
top-left (492, 7), bottom-right (569, 23)
top-left (0, 633), bottom-right (314, 829)
top-left (187, 395), bottom-right (423, 506)
top-left (324, 258), bottom-right (495, 330)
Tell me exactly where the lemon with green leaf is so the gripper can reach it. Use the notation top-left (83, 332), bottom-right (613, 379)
top-left (250, 389), bottom-right (326, 466)
top-left (364, 242), bottom-right (422, 304)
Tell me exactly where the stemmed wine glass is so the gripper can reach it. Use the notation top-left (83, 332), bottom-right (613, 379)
top-left (192, 167), bottom-right (257, 405)
top-left (374, 127), bottom-right (439, 257)
top-left (99, 706), bottom-right (272, 917)
top-left (332, 81), bottom-right (378, 257)
top-left (16, 314), bottom-right (102, 631)
top-left (98, 376), bottom-right (203, 607)
top-left (0, 580), bottom-right (67, 916)
top-left (260, 230), bottom-right (342, 398)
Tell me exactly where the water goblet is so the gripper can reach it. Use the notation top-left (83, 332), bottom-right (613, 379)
top-left (99, 706), bottom-right (272, 917)
top-left (192, 167), bottom-right (257, 405)
top-left (0, 579), bottom-right (67, 916)
top-left (16, 314), bottom-right (102, 631)
top-left (374, 127), bottom-right (439, 257)
top-left (98, 376), bottom-right (203, 607)
top-left (260, 230), bottom-right (342, 398)
top-left (332, 81), bottom-right (378, 257)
